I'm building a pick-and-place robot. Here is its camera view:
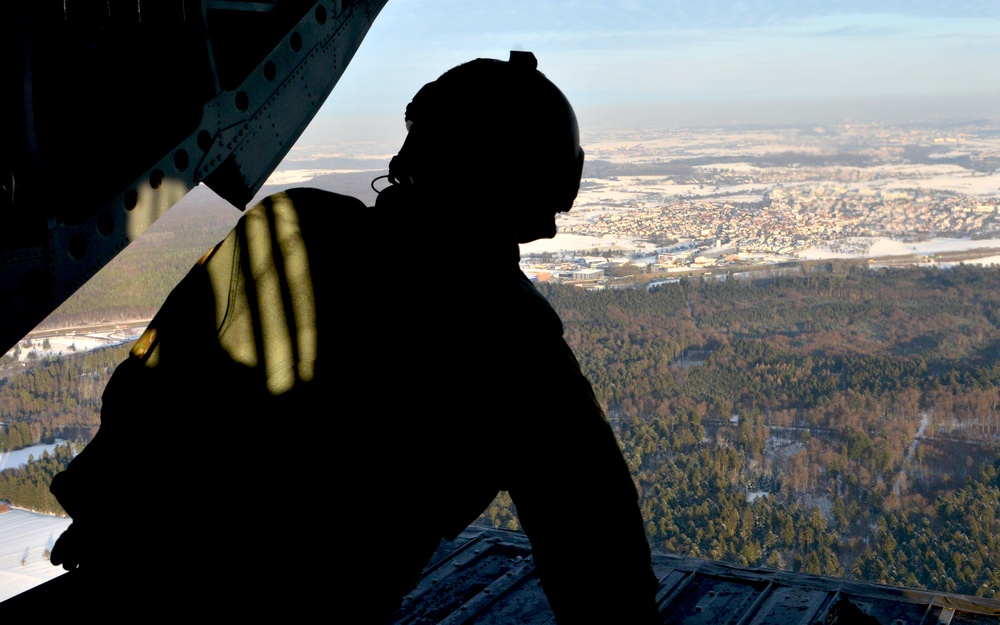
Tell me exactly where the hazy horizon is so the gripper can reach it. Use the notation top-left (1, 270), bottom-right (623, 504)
top-left (291, 1), bottom-right (1000, 153)
top-left (298, 93), bottom-right (1000, 159)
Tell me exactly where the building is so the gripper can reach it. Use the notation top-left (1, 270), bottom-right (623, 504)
top-left (571, 268), bottom-right (604, 281)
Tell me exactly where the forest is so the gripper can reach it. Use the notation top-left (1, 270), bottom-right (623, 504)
top-left (3, 212), bottom-right (1000, 598)
top-left (486, 261), bottom-right (1000, 598)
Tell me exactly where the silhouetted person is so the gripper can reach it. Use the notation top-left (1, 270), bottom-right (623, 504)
top-left (37, 51), bottom-right (660, 622)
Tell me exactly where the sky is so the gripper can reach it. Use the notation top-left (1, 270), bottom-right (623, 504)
top-left (294, 0), bottom-right (1000, 152)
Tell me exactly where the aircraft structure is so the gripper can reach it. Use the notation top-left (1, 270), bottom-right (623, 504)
top-left (2, 0), bottom-right (387, 356)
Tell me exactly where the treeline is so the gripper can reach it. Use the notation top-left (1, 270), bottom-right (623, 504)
top-left (479, 262), bottom-right (1000, 598)
top-left (32, 177), bottom-right (376, 330)
top-left (36, 191), bottom-right (241, 330)
top-left (0, 345), bottom-right (128, 516)
top-left (0, 443), bottom-right (76, 515)
top-left (0, 345), bottom-right (129, 442)
top-left (0, 422), bottom-right (35, 453)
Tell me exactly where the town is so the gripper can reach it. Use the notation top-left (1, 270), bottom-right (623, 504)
top-left (518, 120), bottom-right (1000, 283)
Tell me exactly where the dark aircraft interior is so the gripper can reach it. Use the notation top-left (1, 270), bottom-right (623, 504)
top-left (1, 0), bottom-right (387, 357)
top-left (3, 2), bottom-right (1000, 622)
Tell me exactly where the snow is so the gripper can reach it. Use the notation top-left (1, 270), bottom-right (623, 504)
top-left (0, 442), bottom-right (63, 472)
top-left (522, 234), bottom-right (1000, 265)
top-left (0, 509), bottom-right (71, 602)
top-left (521, 232), bottom-right (647, 254)
top-left (0, 442), bottom-right (75, 602)
top-left (4, 328), bottom-right (141, 363)
top-left (0, 328), bottom-right (142, 603)
top-left (797, 237), bottom-right (1000, 261)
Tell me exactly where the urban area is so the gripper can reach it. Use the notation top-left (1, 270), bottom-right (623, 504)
top-left (518, 120), bottom-right (1000, 284)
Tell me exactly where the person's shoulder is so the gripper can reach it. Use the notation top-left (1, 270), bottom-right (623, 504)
top-left (279, 187), bottom-right (367, 212)
top-left (507, 270), bottom-right (564, 336)
top-left (247, 187), bottom-right (366, 235)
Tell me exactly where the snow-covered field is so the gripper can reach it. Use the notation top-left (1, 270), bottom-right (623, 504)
top-left (521, 230), bottom-right (1000, 264)
top-left (797, 236), bottom-right (1000, 262)
top-left (1, 333), bottom-right (138, 605)
top-left (0, 441), bottom-right (74, 602)
top-left (4, 328), bottom-right (141, 363)
top-left (0, 508), bottom-right (71, 602)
